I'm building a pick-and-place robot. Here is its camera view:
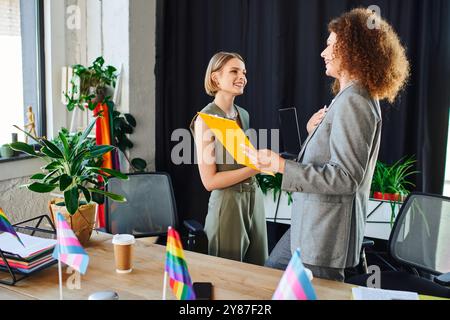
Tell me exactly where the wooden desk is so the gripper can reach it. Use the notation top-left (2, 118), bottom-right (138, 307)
top-left (0, 233), bottom-right (353, 300)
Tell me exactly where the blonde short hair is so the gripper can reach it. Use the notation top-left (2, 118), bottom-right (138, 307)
top-left (204, 52), bottom-right (245, 96)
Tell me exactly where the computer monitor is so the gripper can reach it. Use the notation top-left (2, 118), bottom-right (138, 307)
top-left (278, 107), bottom-right (302, 159)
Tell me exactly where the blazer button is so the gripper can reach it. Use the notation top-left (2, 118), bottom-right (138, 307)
top-left (296, 187), bottom-right (303, 192)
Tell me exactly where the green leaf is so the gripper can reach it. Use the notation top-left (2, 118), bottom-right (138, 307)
top-left (78, 185), bottom-right (91, 204)
top-left (30, 173), bottom-right (46, 180)
top-left (131, 158), bottom-right (147, 171)
top-left (48, 176), bottom-right (61, 185)
top-left (9, 142), bottom-right (37, 156)
top-left (27, 182), bottom-right (58, 193)
top-left (88, 188), bottom-right (126, 202)
top-left (59, 132), bottom-right (70, 158)
top-left (86, 167), bottom-right (129, 180)
top-left (41, 146), bottom-right (63, 159)
top-left (44, 169), bottom-right (59, 182)
top-left (91, 191), bottom-right (104, 205)
top-left (78, 117), bottom-right (98, 148)
top-left (59, 174), bottom-right (73, 192)
top-left (124, 114), bottom-right (136, 127)
top-left (64, 186), bottom-right (80, 215)
top-left (88, 145), bottom-right (115, 158)
top-left (43, 161), bottom-right (63, 171)
top-left (41, 139), bottom-right (64, 159)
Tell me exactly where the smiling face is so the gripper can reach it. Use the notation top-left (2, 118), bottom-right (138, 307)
top-left (212, 58), bottom-right (247, 96)
top-left (321, 32), bottom-right (342, 79)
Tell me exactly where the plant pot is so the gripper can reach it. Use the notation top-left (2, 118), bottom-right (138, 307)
top-left (48, 198), bottom-right (96, 246)
top-left (373, 192), bottom-right (400, 201)
top-left (0, 145), bottom-right (14, 158)
top-left (90, 86), bottom-right (106, 105)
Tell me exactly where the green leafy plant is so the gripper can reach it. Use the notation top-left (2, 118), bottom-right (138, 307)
top-left (371, 156), bottom-right (419, 199)
top-left (111, 108), bottom-right (147, 172)
top-left (256, 173), bottom-right (293, 205)
top-left (65, 56), bottom-right (147, 172)
top-left (371, 155), bottom-right (419, 226)
top-left (65, 56), bottom-right (117, 112)
top-left (9, 116), bottom-right (128, 215)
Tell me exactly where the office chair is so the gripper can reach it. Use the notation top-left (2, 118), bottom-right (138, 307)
top-left (104, 172), bottom-right (206, 252)
top-left (346, 193), bottom-right (450, 298)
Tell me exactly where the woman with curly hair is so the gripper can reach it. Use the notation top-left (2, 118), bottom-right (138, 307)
top-left (246, 8), bottom-right (409, 281)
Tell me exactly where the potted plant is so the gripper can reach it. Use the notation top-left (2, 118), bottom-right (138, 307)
top-left (65, 56), bottom-right (147, 172)
top-left (371, 156), bottom-right (418, 201)
top-left (256, 173), bottom-right (293, 221)
top-left (65, 56), bottom-right (117, 112)
top-left (371, 156), bottom-right (419, 226)
top-left (9, 116), bottom-right (128, 245)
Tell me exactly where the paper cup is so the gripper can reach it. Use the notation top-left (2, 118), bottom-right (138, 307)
top-left (112, 234), bottom-right (135, 274)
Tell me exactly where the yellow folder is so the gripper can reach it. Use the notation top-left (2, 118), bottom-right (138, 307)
top-left (197, 112), bottom-right (274, 176)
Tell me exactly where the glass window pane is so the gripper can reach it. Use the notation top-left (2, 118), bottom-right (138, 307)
top-left (0, 0), bottom-right (25, 144)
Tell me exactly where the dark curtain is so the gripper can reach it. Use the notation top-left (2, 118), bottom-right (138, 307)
top-left (156, 0), bottom-right (450, 224)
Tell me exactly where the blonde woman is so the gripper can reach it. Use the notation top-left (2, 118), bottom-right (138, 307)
top-left (189, 52), bottom-right (268, 265)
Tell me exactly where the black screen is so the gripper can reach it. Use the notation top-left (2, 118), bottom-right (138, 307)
top-left (279, 108), bottom-right (302, 156)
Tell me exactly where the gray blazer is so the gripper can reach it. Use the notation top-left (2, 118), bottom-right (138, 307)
top-left (281, 83), bottom-right (382, 268)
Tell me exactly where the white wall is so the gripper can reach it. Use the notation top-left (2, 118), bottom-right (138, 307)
top-left (0, 0), bottom-right (157, 221)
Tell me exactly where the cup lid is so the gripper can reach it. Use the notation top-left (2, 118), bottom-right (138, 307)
top-left (112, 234), bottom-right (135, 245)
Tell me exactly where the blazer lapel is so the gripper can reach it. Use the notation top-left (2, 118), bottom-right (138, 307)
top-left (295, 83), bottom-right (356, 162)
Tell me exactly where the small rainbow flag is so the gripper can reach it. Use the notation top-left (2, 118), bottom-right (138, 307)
top-left (272, 249), bottom-right (317, 300)
top-left (0, 208), bottom-right (24, 247)
top-left (52, 212), bottom-right (89, 275)
top-left (165, 227), bottom-right (196, 300)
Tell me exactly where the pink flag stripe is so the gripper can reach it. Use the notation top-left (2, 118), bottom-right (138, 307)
top-left (286, 265), bottom-right (307, 299)
top-left (52, 212), bottom-right (89, 275)
top-left (60, 237), bottom-right (82, 247)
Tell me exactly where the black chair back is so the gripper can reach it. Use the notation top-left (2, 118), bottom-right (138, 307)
top-left (389, 193), bottom-right (450, 276)
top-left (105, 172), bottom-right (179, 238)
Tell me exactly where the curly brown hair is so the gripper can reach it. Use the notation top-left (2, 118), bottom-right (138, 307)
top-left (329, 8), bottom-right (410, 103)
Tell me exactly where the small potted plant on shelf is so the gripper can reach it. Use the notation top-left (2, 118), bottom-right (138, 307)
top-left (371, 155), bottom-right (419, 226)
top-left (9, 116), bottom-right (128, 245)
top-left (371, 156), bottom-right (418, 201)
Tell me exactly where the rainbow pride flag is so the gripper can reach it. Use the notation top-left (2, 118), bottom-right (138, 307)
top-left (0, 208), bottom-right (24, 247)
top-left (52, 213), bottom-right (89, 274)
top-left (165, 227), bottom-right (196, 300)
top-left (272, 249), bottom-right (317, 300)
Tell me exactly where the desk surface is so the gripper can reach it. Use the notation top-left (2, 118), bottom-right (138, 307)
top-left (0, 233), bottom-right (353, 300)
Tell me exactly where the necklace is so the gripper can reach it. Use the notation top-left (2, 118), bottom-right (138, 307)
top-left (225, 106), bottom-right (238, 120)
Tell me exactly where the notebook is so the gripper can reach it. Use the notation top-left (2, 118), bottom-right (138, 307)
top-left (0, 232), bottom-right (57, 259)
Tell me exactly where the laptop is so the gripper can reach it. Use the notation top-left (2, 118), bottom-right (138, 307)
top-left (278, 107), bottom-right (302, 160)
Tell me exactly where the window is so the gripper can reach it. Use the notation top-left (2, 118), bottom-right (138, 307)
top-left (0, 0), bottom-right (45, 149)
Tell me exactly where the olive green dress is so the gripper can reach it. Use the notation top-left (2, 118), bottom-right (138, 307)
top-left (190, 103), bottom-right (268, 266)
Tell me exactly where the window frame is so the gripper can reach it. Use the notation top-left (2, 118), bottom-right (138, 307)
top-left (0, 0), bottom-right (46, 164)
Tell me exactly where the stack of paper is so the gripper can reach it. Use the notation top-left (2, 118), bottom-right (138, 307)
top-left (0, 232), bottom-right (57, 274)
top-left (352, 286), bottom-right (419, 300)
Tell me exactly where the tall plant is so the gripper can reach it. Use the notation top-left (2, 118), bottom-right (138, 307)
top-left (10, 116), bottom-right (128, 215)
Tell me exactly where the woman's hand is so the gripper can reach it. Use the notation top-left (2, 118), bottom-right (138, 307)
top-left (243, 146), bottom-right (285, 174)
top-left (306, 106), bottom-right (328, 134)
